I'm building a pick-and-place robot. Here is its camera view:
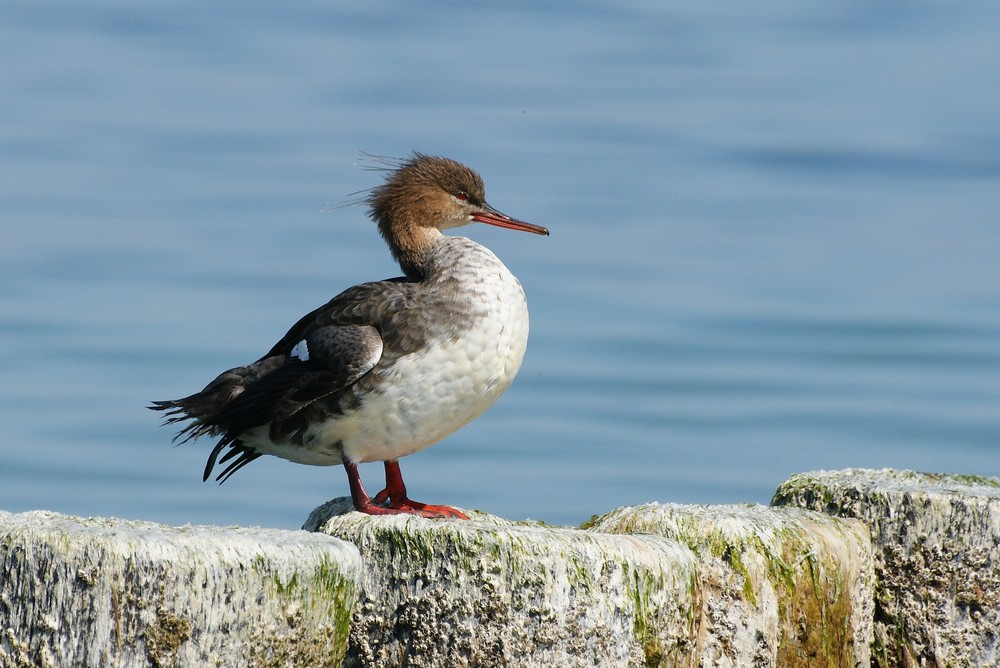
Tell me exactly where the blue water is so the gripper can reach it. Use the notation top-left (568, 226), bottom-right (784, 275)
top-left (2, 1), bottom-right (999, 529)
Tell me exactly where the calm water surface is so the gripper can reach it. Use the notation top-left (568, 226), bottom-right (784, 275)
top-left (2, 1), bottom-right (999, 529)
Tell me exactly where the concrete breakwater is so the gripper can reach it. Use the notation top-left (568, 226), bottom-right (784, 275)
top-left (2, 468), bottom-right (997, 667)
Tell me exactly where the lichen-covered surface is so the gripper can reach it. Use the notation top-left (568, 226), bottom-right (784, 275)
top-left (773, 468), bottom-right (1000, 668)
top-left (305, 498), bottom-right (702, 667)
top-left (0, 510), bottom-right (361, 668)
top-left (585, 502), bottom-right (874, 667)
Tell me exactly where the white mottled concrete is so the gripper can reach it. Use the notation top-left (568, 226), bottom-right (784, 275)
top-left (306, 498), bottom-right (701, 667)
top-left (587, 502), bottom-right (873, 668)
top-left (0, 510), bottom-right (360, 667)
top-left (775, 468), bottom-right (1000, 668)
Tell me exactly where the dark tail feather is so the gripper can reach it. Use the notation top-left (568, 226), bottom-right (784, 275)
top-left (203, 439), bottom-right (228, 482)
top-left (151, 379), bottom-right (261, 483)
top-left (148, 365), bottom-right (259, 439)
top-left (151, 361), bottom-right (287, 482)
top-left (149, 399), bottom-right (219, 444)
top-left (209, 441), bottom-right (263, 483)
top-left (151, 402), bottom-right (262, 484)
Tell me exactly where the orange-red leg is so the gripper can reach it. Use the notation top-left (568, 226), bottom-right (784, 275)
top-left (369, 460), bottom-right (469, 519)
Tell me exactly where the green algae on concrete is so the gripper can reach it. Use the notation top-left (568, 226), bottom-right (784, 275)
top-left (586, 502), bottom-right (874, 667)
top-left (774, 468), bottom-right (1000, 668)
top-left (0, 510), bottom-right (361, 668)
top-left (304, 497), bottom-right (702, 668)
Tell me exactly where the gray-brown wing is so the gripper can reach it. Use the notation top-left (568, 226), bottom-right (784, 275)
top-left (206, 324), bottom-right (383, 434)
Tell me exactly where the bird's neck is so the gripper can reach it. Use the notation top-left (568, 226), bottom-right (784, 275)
top-left (383, 222), bottom-right (445, 281)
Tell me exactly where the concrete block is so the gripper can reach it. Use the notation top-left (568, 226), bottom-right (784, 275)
top-left (305, 499), bottom-right (701, 667)
top-left (586, 502), bottom-right (874, 667)
top-left (0, 510), bottom-right (361, 668)
top-left (774, 468), bottom-right (1000, 667)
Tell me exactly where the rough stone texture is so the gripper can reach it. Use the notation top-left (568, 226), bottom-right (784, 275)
top-left (0, 510), bottom-right (361, 668)
top-left (773, 468), bottom-right (1000, 668)
top-left (585, 502), bottom-right (874, 668)
top-left (304, 498), bottom-right (702, 668)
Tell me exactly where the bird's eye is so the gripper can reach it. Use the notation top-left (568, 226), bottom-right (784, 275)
top-left (453, 191), bottom-right (469, 202)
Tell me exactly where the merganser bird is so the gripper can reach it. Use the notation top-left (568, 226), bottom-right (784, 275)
top-left (151, 153), bottom-right (548, 519)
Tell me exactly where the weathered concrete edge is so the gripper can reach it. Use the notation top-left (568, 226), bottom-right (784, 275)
top-left (584, 501), bottom-right (874, 667)
top-left (309, 498), bottom-right (703, 667)
top-left (5, 467), bottom-right (999, 667)
top-left (772, 467), bottom-right (1000, 668)
top-left (0, 510), bottom-right (362, 668)
top-left (307, 495), bottom-right (874, 667)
